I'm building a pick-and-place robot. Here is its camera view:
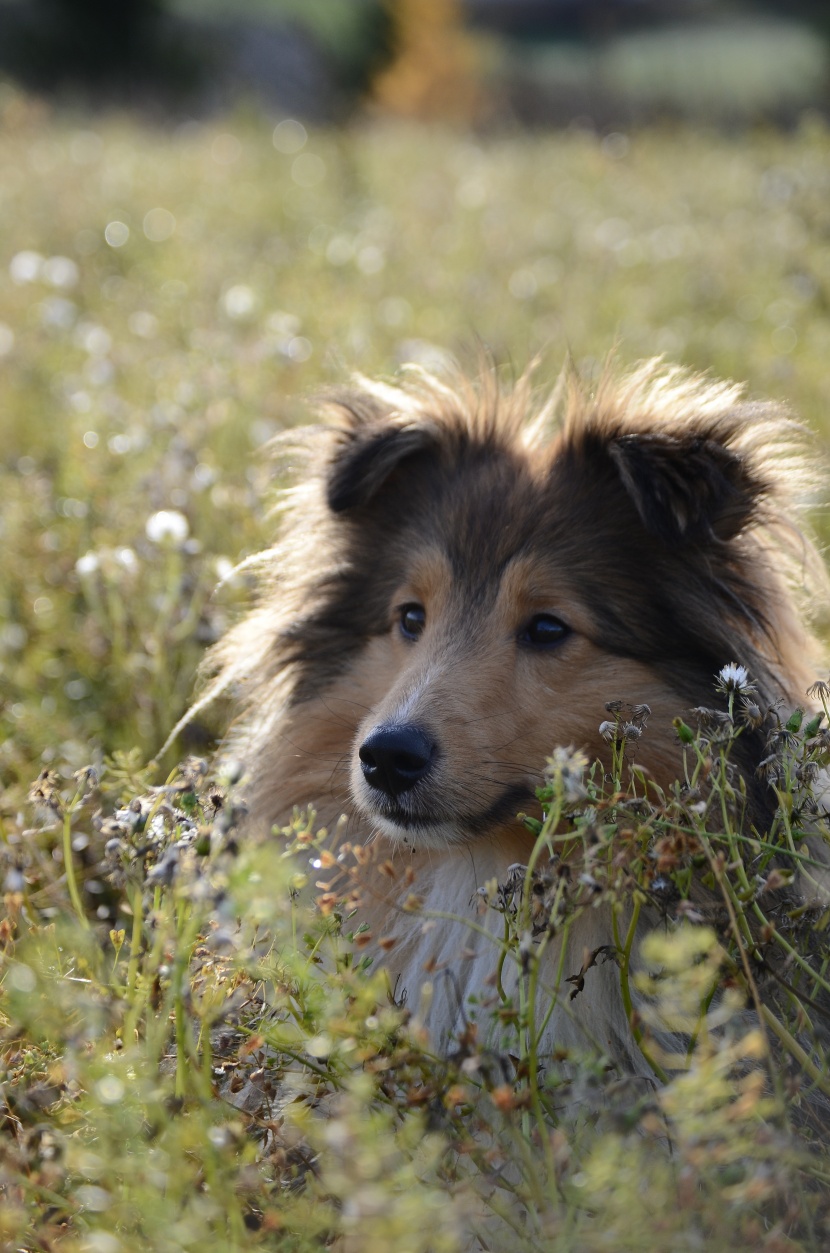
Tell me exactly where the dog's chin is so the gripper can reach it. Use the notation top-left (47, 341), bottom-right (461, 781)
top-left (372, 814), bottom-right (468, 850)
top-left (353, 796), bottom-right (467, 851)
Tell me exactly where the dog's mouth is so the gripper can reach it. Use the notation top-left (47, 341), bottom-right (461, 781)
top-left (357, 782), bottom-right (538, 848)
top-left (360, 796), bottom-right (460, 847)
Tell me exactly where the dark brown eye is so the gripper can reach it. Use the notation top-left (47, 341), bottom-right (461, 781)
top-left (518, 614), bottom-right (571, 648)
top-left (399, 603), bottom-right (426, 641)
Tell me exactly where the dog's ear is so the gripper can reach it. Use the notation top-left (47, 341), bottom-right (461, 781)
top-left (608, 431), bottom-right (761, 546)
top-left (327, 422), bottom-right (435, 512)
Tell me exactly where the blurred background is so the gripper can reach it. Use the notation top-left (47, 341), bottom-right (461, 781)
top-left (0, 0), bottom-right (828, 124)
top-left (2, 0), bottom-right (830, 797)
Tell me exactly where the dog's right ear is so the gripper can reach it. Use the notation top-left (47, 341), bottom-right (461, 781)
top-left (326, 420), bottom-right (434, 513)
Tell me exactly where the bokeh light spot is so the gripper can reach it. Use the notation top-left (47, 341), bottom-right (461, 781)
top-left (104, 221), bottom-right (130, 248)
top-left (143, 207), bottom-right (176, 242)
top-left (222, 285), bottom-right (257, 320)
top-left (95, 1075), bottom-right (124, 1105)
top-left (273, 118), bottom-right (307, 154)
top-left (42, 255), bottom-right (79, 288)
top-left (10, 250), bottom-right (43, 283)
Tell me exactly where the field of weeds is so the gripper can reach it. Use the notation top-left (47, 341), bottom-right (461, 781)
top-left (4, 88), bottom-right (830, 1251)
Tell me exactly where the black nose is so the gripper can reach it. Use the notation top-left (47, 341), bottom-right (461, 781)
top-left (358, 724), bottom-right (437, 797)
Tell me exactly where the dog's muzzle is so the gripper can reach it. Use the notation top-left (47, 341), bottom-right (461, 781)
top-left (358, 723), bottom-right (437, 798)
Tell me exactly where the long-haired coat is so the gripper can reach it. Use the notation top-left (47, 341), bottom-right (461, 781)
top-left (201, 360), bottom-right (827, 1079)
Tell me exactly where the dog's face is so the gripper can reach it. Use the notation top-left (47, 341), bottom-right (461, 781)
top-left (323, 412), bottom-right (752, 848)
top-left (220, 365), bottom-right (816, 843)
top-left (346, 540), bottom-right (684, 848)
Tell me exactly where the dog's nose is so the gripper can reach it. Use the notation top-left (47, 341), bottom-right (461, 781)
top-left (358, 724), bottom-right (436, 797)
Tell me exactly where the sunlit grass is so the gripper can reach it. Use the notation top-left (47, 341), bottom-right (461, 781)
top-left (6, 690), bottom-right (830, 1251)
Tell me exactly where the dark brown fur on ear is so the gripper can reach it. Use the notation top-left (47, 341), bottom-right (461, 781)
top-left (608, 431), bottom-right (763, 546)
top-left (327, 423), bottom-right (434, 513)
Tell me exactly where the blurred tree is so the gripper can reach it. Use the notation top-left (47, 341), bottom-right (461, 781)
top-left (11, 0), bottom-right (197, 94)
top-left (372, 0), bottom-right (484, 122)
top-left (748, 1), bottom-right (830, 37)
top-left (271, 0), bottom-right (393, 95)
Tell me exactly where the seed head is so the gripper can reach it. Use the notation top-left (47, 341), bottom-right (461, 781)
top-left (738, 698), bottom-right (764, 730)
top-left (545, 745), bottom-right (589, 802)
top-left (715, 662), bottom-right (756, 695)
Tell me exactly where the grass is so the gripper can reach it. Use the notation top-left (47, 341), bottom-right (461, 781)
top-left (4, 89), bottom-right (830, 1249)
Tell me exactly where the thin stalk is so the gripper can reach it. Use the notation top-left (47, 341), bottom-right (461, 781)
top-left (175, 981), bottom-right (189, 1099)
top-left (759, 1004), bottom-right (830, 1100)
top-left (612, 897), bottom-right (669, 1084)
top-left (749, 900), bottom-right (830, 1001)
top-left (62, 797), bottom-right (89, 930)
top-left (125, 883), bottom-right (144, 999)
top-left (535, 912), bottom-right (573, 1042)
top-left (495, 914), bottom-right (511, 1004)
top-left (704, 845), bottom-right (786, 1109)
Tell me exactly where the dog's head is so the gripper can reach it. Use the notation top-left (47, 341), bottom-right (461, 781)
top-left (199, 361), bottom-right (823, 843)
top-left (299, 362), bottom-right (822, 847)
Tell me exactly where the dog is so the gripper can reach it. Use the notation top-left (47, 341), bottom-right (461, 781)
top-left (198, 358), bottom-right (828, 1084)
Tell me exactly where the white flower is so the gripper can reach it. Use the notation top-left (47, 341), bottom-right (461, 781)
top-left (114, 546), bottom-right (138, 574)
top-left (546, 745), bottom-right (589, 802)
top-left (75, 551), bottom-right (100, 577)
top-left (715, 662), bottom-right (755, 695)
top-left (10, 250), bottom-right (43, 284)
top-left (42, 255), bottom-right (79, 289)
top-left (222, 284), bottom-right (257, 320)
top-left (145, 509), bottom-right (189, 544)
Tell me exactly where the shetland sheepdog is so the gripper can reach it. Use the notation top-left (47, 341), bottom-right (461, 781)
top-left (201, 360), bottom-right (827, 1080)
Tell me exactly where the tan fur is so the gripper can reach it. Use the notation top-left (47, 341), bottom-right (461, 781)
top-left (194, 359), bottom-right (827, 1073)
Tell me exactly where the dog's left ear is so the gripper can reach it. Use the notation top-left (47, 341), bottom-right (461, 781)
top-left (608, 431), bottom-right (761, 546)
top-left (326, 421), bottom-right (435, 513)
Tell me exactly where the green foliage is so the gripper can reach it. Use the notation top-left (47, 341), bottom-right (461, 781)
top-left (5, 679), bottom-right (830, 1250)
